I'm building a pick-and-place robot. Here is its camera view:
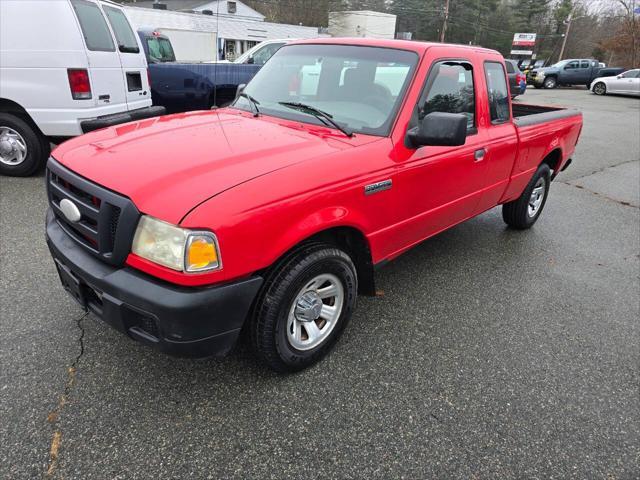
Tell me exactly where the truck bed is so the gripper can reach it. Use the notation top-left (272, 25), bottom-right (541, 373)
top-left (513, 103), bottom-right (581, 126)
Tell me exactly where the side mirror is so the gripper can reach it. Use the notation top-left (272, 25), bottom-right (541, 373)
top-left (235, 83), bottom-right (246, 100)
top-left (407, 112), bottom-right (467, 148)
top-left (247, 56), bottom-right (255, 65)
top-left (616, 74), bottom-right (622, 78)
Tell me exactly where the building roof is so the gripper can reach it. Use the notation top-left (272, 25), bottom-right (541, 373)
top-left (125, 5), bottom-right (319, 41)
top-left (121, 0), bottom-right (265, 21)
top-left (121, 0), bottom-right (210, 11)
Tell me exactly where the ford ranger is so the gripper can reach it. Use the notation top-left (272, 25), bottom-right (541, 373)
top-left (46, 38), bottom-right (583, 372)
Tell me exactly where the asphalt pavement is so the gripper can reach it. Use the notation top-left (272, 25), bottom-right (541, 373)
top-left (1, 87), bottom-right (638, 479)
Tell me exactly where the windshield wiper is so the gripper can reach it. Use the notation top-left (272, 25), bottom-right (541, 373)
top-left (239, 92), bottom-right (260, 117)
top-left (278, 102), bottom-right (353, 137)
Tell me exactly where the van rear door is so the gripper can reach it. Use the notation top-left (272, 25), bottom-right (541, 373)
top-left (70, 0), bottom-right (127, 110)
top-left (101, 3), bottom-right (151, 111)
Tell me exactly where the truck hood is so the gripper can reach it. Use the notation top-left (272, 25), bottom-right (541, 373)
top-left (53, 110), bottom-right (373, 224)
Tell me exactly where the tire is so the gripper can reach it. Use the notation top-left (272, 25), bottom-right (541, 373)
top-left (593, 82), bottom-right (606, 96)
top-left (250, 243), bottom-right (358, 372)
top-left (0, 113), bottom-right (49, 177)
top-left (543, 77), bottom-right (557, 89)
top-left (502, 163), bottom-right (551, 230)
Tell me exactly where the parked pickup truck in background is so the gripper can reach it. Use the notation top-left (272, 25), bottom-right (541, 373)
top-left (138, 29), bottom-right (261, 113)
top-left (46, 38), bottom-right (582, 372)
top-left (529, 58), bottom-right (624, 89)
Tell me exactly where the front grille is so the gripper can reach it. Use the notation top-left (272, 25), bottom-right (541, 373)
top-left (47, 158), bottom-right (140, 266)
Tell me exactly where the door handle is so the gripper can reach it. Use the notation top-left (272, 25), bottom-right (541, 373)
top-left (474, 148), bottom-right (486, 162)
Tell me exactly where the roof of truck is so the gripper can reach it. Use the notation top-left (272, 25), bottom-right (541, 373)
top-left (292, 37), bottom-right (501, 57)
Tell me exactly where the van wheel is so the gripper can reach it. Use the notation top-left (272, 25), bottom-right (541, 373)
top-left (0, 113), bottom-right (49, 176)
top-left (250, 243), bottom-right (357, 372)
top-left (502, 163), bottom-right (551, 230)
top-left (543, 77), bottom-right (557, 89)
top-left (593, 82), bottom-right (606, 95)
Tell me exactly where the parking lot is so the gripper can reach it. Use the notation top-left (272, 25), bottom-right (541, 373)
top-left (1, 88), bottom-right (638, 479)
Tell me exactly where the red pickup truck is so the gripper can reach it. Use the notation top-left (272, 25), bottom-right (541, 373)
top-left (46, 38), bottom-right (582, 372)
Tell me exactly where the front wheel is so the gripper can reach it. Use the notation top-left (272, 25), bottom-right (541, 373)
top-left (593, 82), bottom-right (606, 96)
top-left (543, 77), bottom-right (557, 89)
top-left (502, 163), bottom-right (551, 230)
top-left (250, 244), bottom-right (357, 372)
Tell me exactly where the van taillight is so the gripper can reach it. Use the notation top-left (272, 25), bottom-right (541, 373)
top-left (67, 69), bottom-right (92, 100)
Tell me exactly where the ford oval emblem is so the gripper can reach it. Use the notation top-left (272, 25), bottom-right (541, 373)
top-left (59, 198), bottom-right (82, 223)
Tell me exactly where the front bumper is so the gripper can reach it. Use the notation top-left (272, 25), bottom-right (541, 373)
top-left (46, 210), bottom-right (263, 357)
top-left (528, 75), bottom-right (545, 86)
top-left (80, 106), bottom-right (166, 133)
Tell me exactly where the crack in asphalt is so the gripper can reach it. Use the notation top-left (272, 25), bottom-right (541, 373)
top-left (560, 181), bottom-right (639, 209)
top-left (563, 158), bottom-right (639, 182)
top-left (45, 311), bottom-right (88, 478)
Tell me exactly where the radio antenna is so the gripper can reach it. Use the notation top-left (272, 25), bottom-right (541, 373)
top-left (212, 0), bottom-right (221, 109)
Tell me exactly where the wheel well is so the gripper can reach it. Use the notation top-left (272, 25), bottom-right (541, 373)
top-left (263, 227), bottom-right (376, 296)
top-left (0, 98), bottom-right (44, 136)
top-left (541, 148), bottom-right (562, 179)
top-left (305, 227), bottom-right (376, 295)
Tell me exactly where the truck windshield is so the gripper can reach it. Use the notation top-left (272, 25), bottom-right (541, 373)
top-left (233, 44), bottom-right (419, 136)
top-left (146, 36), bottom-right (176, 63)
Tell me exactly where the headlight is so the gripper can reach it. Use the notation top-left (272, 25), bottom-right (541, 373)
top-left (132, 215), bottom-right (221, 273)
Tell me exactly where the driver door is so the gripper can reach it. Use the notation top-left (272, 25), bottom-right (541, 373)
top-left (391, 60), bottom-right (490, 244)
top-left (562, 61), bottom-right (580, 83)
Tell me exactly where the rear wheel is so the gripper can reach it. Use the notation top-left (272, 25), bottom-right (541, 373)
top-left (543, 77), bottom-right (557, 89)
top-left (502, 163), bottom-right (551, 230)
top-left (593, 82), bottom-right (606, 96)
top-left (0, 113), bottom-right (49, 176)
top-left (250, 243), bottom-right (357, 372)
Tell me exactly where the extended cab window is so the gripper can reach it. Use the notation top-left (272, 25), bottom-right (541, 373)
top-left (420, 61), bottom-right (475, 131)
top-left (103, 6), bottom-right (140, 53)
top-left (484, 62), bottom-right (510, 124)
top-left (71, 0), bottom-right (115, 52)
top-left (580, 60), bottom-right (590, 68)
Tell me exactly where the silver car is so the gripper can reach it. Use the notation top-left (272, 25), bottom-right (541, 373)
top-left (591, 69), bottom-right (640, 96)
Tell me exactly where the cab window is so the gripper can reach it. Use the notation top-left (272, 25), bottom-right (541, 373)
top-left (419, 61), bottom-right (476, 132)
top-left (484, 62), bottom-right (510, 124)
top-left (103, 6), bottom-right (140, 53)
top-left (146, 36), bottom-right (176, 63)
top-left (565, 61), bottom-right (579, 69)
top-left (71, 0), bottom-right (115, 52)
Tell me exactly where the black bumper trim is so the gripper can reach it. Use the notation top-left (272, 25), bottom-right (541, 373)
top-left (81, 106), bottom-right (166, 133)
top-left (47, 209), bottom-right (263, 357)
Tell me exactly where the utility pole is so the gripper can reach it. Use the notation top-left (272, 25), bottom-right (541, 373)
top-left (558, 9), bottom-right (573, 61)
top-left (440, 0), bottom-right (450, 43)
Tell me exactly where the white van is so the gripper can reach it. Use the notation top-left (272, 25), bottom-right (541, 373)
top-left (0, 0), bottom-right (165, 176)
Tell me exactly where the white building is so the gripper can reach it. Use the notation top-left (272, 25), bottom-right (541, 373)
top-left (328, 10), bottom-right (397, 39)
top-left (124, 0), bottom-right (321, 61)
